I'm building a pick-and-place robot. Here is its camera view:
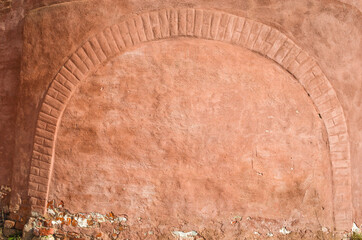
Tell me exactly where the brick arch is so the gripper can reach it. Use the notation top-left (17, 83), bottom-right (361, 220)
top-left (28, 8), bottom-right (352, 230)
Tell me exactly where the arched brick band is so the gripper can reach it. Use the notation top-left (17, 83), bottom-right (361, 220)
top-left (27, 8), bottom-right (352, 230)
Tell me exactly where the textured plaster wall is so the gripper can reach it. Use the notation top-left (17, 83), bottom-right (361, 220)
top-left (0, 0), bottom-right (361, 231)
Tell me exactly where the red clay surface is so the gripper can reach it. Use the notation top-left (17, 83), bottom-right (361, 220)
top-left (49, 39), bottom-right (333, 232)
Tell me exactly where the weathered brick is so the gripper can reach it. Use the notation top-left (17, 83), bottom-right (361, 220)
top-left (64, 58), bottom-right (84, 80)
top-left (110, 24), bottom-right (126, 50)
top-left (38, 112), bottom-right (57, 126)
top-left (246, 21), bottom-right (262, 49)
top-left (59, 67), bottom-right (79, 85)
top-left (231, 17), bottom-right (245, 44)
top-left (141, 13), bottom-right (154, 40)
top-left (104, 27), bottom-right (120, 56)
top-left (28, 189), bottom-right (47, 199)
top-left (158, 9), bottom-right (170, 38)
top-left (31, 160), bottom-right (51, 170)
top-left (201, 10), bottom-right (213, 39)
top-left (149, 11), bottom-right (162, 39)
top-left (76, 47), bottom-right (94, 70)
top-left (252, 24), bottom-right (271, 53)
top-left (35, 127), bottom-right (54, 140)
top-left (89, 36), bottom-right (107, 63)
top-left (169, 9), bottom-right (178, 36)
top-left (96, 32), bottom-right (113, 57)
top-left (118, 21), bottom-right (133, 47)
top-left (210, 12), bottom-right (221, 40)
top-left (238, 19), bottom-right (253, 46)
top-left (186, 8), bottom-right (195, 36)
top-left (29, 174), bottom-right (48, 185)
top-left (274, 39), bottom-right (294, 64)
top-left (126, 18), bottom-right (141, 44)
top-left (178, 8), bottom-right (187, 36)
top-left (44, 95), bottom-right (62, 110)
top-left (223, 15), bottom-right (236, 42)
top-left (30, 167), bottom-right (40, 176)
top-left (266, 31), bottom-right (287, 59)
top-left (216, 13), bottom-right (230, 41)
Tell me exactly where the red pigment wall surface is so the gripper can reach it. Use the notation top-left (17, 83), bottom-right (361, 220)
top-left (0, 0), bottom-right (360, 235)
top-left (49, 39), bottom-right (334, 232)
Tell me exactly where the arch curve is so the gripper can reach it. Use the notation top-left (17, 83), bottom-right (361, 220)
top-left (27, 8), bottom-right (352, 230)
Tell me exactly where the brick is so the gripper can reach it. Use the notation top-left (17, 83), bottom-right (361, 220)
top-left (104, 27), bottom-right (120, 55)
top-left (35, 127), bottom-right (54, 141)
top-left (216, 13), bottom-right (230, 41)
top-left (118, 21), bottom-right (133, 47)
top-left (238, 19), bottom-right (253, 46)
top-left (223, 15), bottom-right (237, 42)
top-left (281, 45), bottom-right (302, 69)
top-left (32, 151), bottom-right (41, 160)
top-left (55, 92), bottom-right (67, 104)
top-left (28, 189), bottom-right (47, 199)
top-left (252, 24), bottom-right (271, 52)
top-left (30, 167), bottom-right (40, 176)
top-left (59, 67), bottom-right (79, 85)
top-left (40, 154), bottom-right (52, 163)
top-left (246, 21), bottom-right (262, 49)
top-left (37, 119), bottom-right (47, 130)
top-left (210, 12), bottom-right (221, 40)
top-left (34, 136), bottom-right (45, 145)
top-left (38, 184), bottom-right (48, 193)
top-left (266, 31), bottom-right (287, 59)
top-left (29, 197), bottom-right (38, 206)
top-left (194, 9), bottom-right (204, 38)
top-left (47, 88), bottom-right (59, 99)
top-left (53, 77), bottom-right (72, 95)
top-left (31, 160), bottom-right (51, 170)
top-left (33, 143), bottom-right (52, 156)
top-left (178, 8), bottom-right (187, 36)
top-left (38, 112), bottom-right (57, 126)
top-left (40, 103), bottom-right (52, 115)
top-left (158, 9), bottom-right (170, 38)
top-left (231, 17), bottom-right (245, 44)
top-left (44, 139), bottom-right (54, 148)
top-left (141, 13), bottom-right (154, 40)
top-left (70, 52), bottom-right (89, 75)
top-left (330, 151), bottom-right (349, 161)
top-left (64, 59), bottom-right (84, 81)
top-left (333, 167), bottom-right (350, 177)
top-left (150, 11), bottom-right (162, 39)
top-left (201, 10), bottom-right (213, 39)
top-left (134, 15), bottom-right (148, 42)
top-left (332, 160), bottom-right (350, 169)
top-left (29, 174), bottom-right (48, 185)
top-left (110, 24), bottom-right (126, 50)
top-left (330, 143), bottom-right (349, 152)
top-left (327, 124), bottom-right (347, 136)
top-left (29, 182), bottom-right (38, 191)
top-left (97, 31), bottom-right (114, 57)
top-left (44, 95), bottom-right (63, 110)
top-left (274, 39), bottom-right (294, 64)
top-left (76, 47), bottom-right (94, 70)
top-left (169, 9), bottom-right (178, 36)
top-left (186, 8), bottom-right (195, 36)
top-left (49, 108), bottom-right (61, 118)
top-left (39, 169), bottom-right (49, 178)
top-left (126, 18), bottom-right (141, 44)
top-left (89, 36), bottom-right (107, 63)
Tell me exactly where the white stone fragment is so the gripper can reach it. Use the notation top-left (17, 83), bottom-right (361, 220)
top-left (279, 227), bottom-right (291, 235)
top-left (172, 230), bottom-right (198, 239)
top-left (352, 222), bottom-right (361, 233)
top-left (267, 232), bottom-right (274, 237)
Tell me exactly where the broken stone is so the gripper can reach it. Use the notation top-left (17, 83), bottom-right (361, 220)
top-left (3, 227), bottom-right (18, 237)
top-left (279, 227), bottom-right (291, 235)
top-left (4, 220), bottom-right (15, 228)
top-left (23, 217), bottom-right (36, 240)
